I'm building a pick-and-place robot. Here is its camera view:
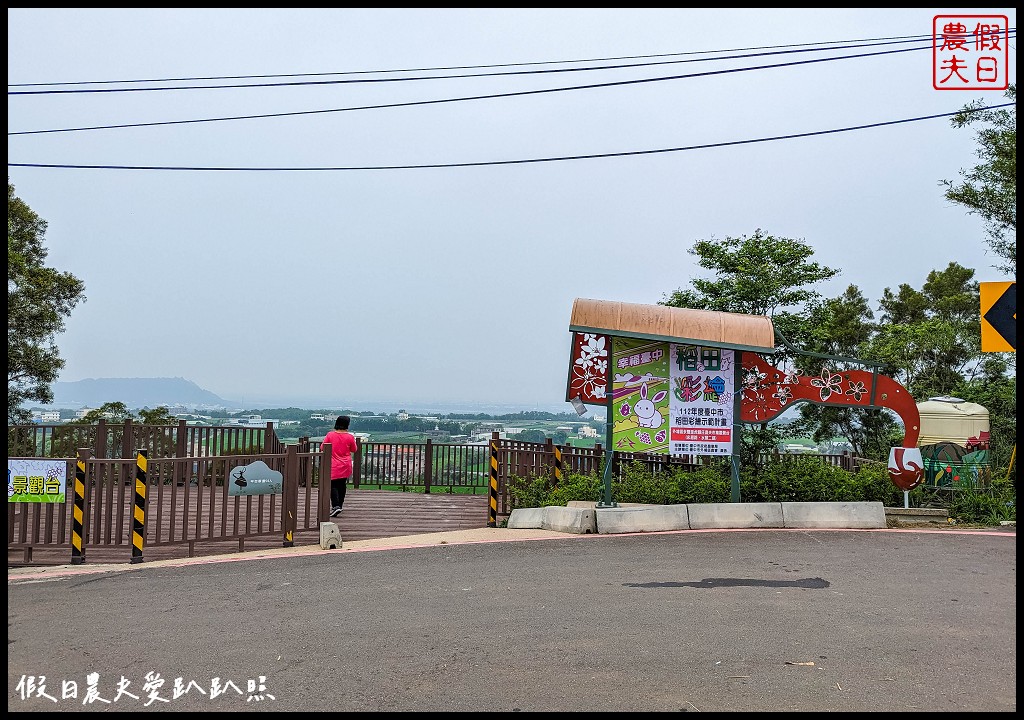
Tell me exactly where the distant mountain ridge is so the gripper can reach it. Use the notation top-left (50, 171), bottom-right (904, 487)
top-left (51, 377), bottom-right (234, 409)
top-left (47, 378), bottom-right (579, 415)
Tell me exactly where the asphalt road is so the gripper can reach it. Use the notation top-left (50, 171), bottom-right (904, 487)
top-left (7, 527), bottom-right (1017, 712)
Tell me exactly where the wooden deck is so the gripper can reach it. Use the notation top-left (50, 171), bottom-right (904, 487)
top-left (8, 489), bottom-right (493, 567)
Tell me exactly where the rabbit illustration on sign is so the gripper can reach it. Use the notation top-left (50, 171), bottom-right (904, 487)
top-left (633, 382), bottom-right (667, 428)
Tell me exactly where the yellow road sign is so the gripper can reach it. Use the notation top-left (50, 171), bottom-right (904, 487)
top-left (980, 281), bottom-right (1015, 352)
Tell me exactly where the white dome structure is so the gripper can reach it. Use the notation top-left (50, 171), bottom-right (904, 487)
top-left (916, 397), bottom-right (990, 447)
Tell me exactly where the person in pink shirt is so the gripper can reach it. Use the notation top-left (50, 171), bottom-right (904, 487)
top-left (323, 415), bottom-right (358, 517)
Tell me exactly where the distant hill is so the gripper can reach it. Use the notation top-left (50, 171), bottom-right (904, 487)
top-left (51, 377), bottom-right (234, 409)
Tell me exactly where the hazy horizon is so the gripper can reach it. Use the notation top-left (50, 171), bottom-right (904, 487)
top-left (43, 375), bottom-right (583, 415)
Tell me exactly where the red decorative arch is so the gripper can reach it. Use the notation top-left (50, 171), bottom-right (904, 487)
top-left (740, 354), bottom-right (923, 489)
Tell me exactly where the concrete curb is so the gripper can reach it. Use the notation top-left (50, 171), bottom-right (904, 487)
top-left (507, 506), bottom-right (597, 534)
top-left (510, 501), bottom-right (890, 533)
top-left (884, 507), bottom-right (949, 524)
top-left (595, 505), bottom-right (689, 534)
top-left (782, 501), bottom-right (886, 529)
top-left (689, 502), bottom-right (784, 529)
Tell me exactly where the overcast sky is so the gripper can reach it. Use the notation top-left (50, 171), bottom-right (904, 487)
top-left (7, 8), bottom-right (1017, 413)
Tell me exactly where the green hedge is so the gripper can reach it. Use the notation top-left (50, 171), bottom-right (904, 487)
top-left (508, 459), bottom-right (1016, 525)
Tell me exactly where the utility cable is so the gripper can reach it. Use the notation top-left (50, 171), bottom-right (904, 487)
top-left (8, 103), bottom-right (1013, 172)
top-left (7, 31), bottom-right (951, 88)
top-left (8, 44), bottom-right (932, 136)
top-left (8, 35), bottom-right (963, 95)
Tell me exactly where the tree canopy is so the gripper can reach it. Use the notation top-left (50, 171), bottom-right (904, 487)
top-left (660, 231), bottom-right (1013, 469)
top-left (63, 402), bottom-right (178, 426)
top-left (8, 181), bottom-right (86, 423)
top-left (661, 230), bottom-right (841, 465)
top-left (661, 228), bottom-right (839, 319)
top-left (942, 84), bottom-right (1016, 276)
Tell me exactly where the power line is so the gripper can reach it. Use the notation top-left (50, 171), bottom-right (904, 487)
top-left (8, 44), bottom-right (930, 136)
top-left (6, 32), bottom-right (948, 88)
top-left (8, 35), bottom-right (955, 95)
top-left (8, 104), bottom-right (1012, 172)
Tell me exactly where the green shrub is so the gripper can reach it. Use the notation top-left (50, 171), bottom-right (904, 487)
top-left (667, 463), bottom-right (731, 504)
top-left (615, 461), bottom-right (674, 504)
top-left (844, 464), bottom-right (904, 505)
top-left (507, 475), bottom-right (552, 509)
top-left (946, 477), bottom-right (1016, 524)
top-left (507, 470), bottom-right (602, 509)
top-left (505, 456), bottom-right (1015, 527)
top-left (546, 471), bottom-right (603, 507)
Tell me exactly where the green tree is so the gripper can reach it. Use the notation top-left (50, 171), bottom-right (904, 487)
top-left (942, 84), bottom-right (1016, 275)
top-left (68, 401), bottom-right (134, 425)
top-left (60, 402), bottom-right (181, 458)
top-left (791, 285), bottom-right (902, 458)
top-left (951, 355), bottom-right (1016, 480)
top-left (662, 228), bottom-right (839, 322)
top-left (517, 429), bottom-right (546, 444)
top-left (662, 229), bottom-right (841, 467)
top-left (137, 406), bottom-right (178, 425)
top-left (550, 429), bottom-right (570, 445)
top-left (8, 181), bottom-right (86, 423)
top-left (872, 262), bottom-right (981, 397)
top-left (795, 263), bottom-right (1013, 472)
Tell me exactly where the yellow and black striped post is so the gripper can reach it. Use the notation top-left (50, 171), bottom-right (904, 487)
top-left (131, 450), bottom-right (148, 564)
top-left (488, 437), bottom-right (499, 527)
top-left (71, 449), bottom-right (88, 565)
top-left (553, 445), bottom-right (563, 485)
top-left (283, 444), bottom-right (297, 547)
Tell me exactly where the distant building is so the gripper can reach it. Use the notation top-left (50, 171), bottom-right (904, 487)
top-left (578, 426), bottom-right (599, 438)
top-left (780, 443), bottom-right (817, 454)
top-left (310, 413), bottom-right (330, 421)
top-left (316, 431), bottom-right (371, 447)
top-left (566, 437), bottom-right (598, 449)
top-left (227, 414), bottom-right (280, 429)
top-left (474, 423), bottom-right (503, 434)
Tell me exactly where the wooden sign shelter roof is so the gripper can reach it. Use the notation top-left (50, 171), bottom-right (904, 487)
top-left (569, 298), bottom-right (777, 353)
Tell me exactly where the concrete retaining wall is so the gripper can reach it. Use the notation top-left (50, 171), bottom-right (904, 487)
top-left (595, 505), bottom-right (689, 534)
top-left (688, 502), bottom-right (784, 529)
top-left (507, 506), bottom-right (596, 534)
top-left (884, 507), bottom-right (949, 525)
top-left (781, 501), bottom-right (886, 529)
top-left (508, 501), bottom-right (889, 533)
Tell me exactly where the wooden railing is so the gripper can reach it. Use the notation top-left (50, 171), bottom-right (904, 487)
top-left (8, 422), bottom-right (869, 564)
top-left (8, 420), bottom-right (283, 461)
